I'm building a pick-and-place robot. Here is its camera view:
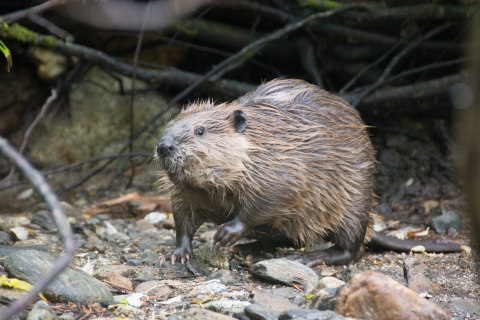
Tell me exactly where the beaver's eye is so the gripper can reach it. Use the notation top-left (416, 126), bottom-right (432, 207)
top-left (195, 127), bottom-right (205, 136)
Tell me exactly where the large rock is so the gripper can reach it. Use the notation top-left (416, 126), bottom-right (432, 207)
top-left (3, 250), bottom-right (113, 304)
top-left (335, 271), bottom-right (449, 320)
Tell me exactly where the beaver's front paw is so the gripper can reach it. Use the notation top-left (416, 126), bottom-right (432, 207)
top-left (214, 217), bottom-right (249, 247)
top-left (160, 235), bottom-right (193, 265)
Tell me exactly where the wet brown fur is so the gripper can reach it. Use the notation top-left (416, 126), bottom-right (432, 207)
top-left (158, 79), bottom-right (376, 254)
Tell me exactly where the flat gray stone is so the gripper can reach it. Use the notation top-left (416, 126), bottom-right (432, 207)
top-left (3, 250), bottom-right (113, 304)
top-left (244, 304), bottom-right (279, 320)
top-left (280, 309), bottom-right (347, 320)
top-left (252, 292), bottom-right (299, 313)
top-left (203, 300), bottom-right (251, 316)
top-left (181, 308), bottom-right (236, 320)
top-left (250, 259), bottom-right (319, 292)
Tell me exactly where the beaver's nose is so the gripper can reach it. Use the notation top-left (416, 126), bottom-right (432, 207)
top-left (157, 136), bottom-right (175, 158)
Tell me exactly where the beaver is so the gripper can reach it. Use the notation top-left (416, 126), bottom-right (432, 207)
top-left (156, 78), bottom-right (463, 266)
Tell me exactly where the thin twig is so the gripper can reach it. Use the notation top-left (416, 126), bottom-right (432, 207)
top-left (340, 41), bottom-right (404, 94)
top-left (297, 38), bottom-right (324, 89)
top-left (28, 13), bottom-right (73, 41)
top-left (352, 23), bottom-right (452, 107)
top-left (0, 88), bottom-right (58, 187)
top-left (1, 0), bottom-right (64, 22)
top-left (126, 1), bottom-right (151, 189)
top-left (0, 137), bottom-right (75, 320)
top-left (0, 152), bottom-right (151, 192)
top-left (384, 58), bottom-right (466, 85)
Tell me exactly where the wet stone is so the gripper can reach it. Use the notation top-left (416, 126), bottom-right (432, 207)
top-left (207, 269), bottom-right (235, 285)
top-left (431, 210), bottom-right (462, 233)
top-left (244, 304), bottom-right (279, 320)
top-left (310, 286), bottom-right (343, 311)
top-left (31, 210), bottom-right (57, 231)
top-left (279, 309), bottom-right (348, 320)
top-left (84, 251), bottom-right (98, 259)
top-left (74, 239), bottom-right (86, 249)
top-left (0, 216), bottom-right (30, 231)
top-left (272, 287), bottom-right (306, 305)
top-left (203, 300), bottom-right (251, 316)
top-left (139, 249), bottom-right (159, 265)
top-left (250, 259), bottom-right (319, 292)
top-left (252, 292), bottom-right (299, 313)
top-left (127, 259), bottom-right (141, 266)
top-left (0, 231), bottom-right (12, 245)
top-left (3, 250), bottom-right (113, 304)
top-left (179, 308), bottom-right (236, 320)
top-left (187, 257), bottom-right (211, 276)
top-left (106, 232), bottom-right (130, 245)
top-left (26, 300), bottom-right (59, 320)
top-left (134, 280), bottom-right (172, 298)
top-left (136, 266), bottom-right (157, 281)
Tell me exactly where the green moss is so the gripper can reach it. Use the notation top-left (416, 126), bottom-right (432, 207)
top-left (41, 35), bottom-right (57, 47)
top-left (0, 23), bottom-right (57, 48)
top-left (299, 0), bottom-right (342, 8)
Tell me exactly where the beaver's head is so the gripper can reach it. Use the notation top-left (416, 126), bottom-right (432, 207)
top-left (157, 101), bottom-right (251, 191)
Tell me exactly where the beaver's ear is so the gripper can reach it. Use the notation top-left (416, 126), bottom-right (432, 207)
top-left (231, 109), bottom-right (248, 133)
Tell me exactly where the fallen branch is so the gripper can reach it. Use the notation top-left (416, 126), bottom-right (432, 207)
top-left (0, 152), bottom-right (151, 192)
top-left (1, 0), bottom-right (64, 23)
top-left (0, 23), bottom-right (254, 98)
top-left (352, 23), bottom-right (452, 107)
top-left (344, 73), bottom-right (466, 117)
top-left (314, 23), bottom-right (460, 51)
top-left (339, 4), bottom-right (468, 22)
top-left (0, 137), bottom-right (75, 320)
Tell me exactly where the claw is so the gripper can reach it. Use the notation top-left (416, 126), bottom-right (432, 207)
top-left (159, 255), bottom-right (166, 266)
top-left (186, 254), bottom-right (190, 260)
top-left (181, 257), bottom-right (185, 264)
top-left (171, 255), bottom-right (176, 265)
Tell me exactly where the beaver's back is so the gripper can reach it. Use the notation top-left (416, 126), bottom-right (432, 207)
top-left (232, 79), bottom-right (376, 249)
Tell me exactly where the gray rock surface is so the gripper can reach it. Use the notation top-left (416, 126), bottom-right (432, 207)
top-left (310, 286), bottom-right (343, 311)
top-left (432, 210), bottom-right (462, 233)
top-left (280, 309), bottom-right (348, 320)
top-left (180, 308), bottom-right (236, 320)
top-left (26, 301), bottom-right (59, 320)
top-left (3, 250), bottom-right (113, 304)
top-left (252, 292), bottom-right (299, 313)
top-left (244, 304), bottom-right (279, 320)
top-left (203, 300), bottom-right (251, 316)
top-left (250, 259), bottom-right (319, 292)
